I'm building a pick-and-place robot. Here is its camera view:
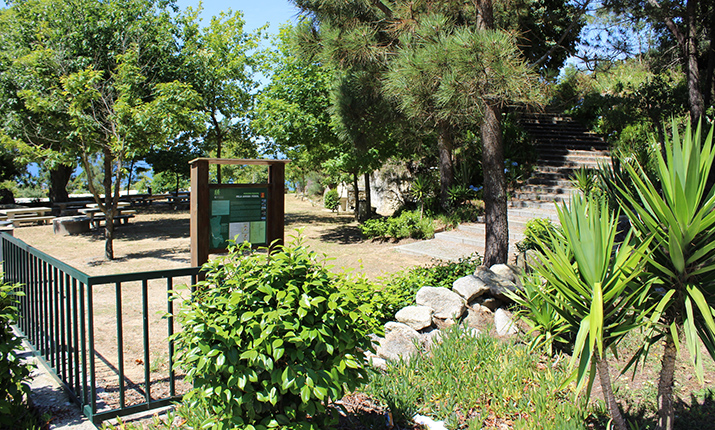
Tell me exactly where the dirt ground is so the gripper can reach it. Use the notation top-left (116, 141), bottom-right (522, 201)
top-left (13, 193), bottom-right (432, 279)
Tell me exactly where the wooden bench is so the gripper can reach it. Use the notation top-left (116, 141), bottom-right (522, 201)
top-left (90, 213), bottom-right (135, 229)
top-left (11, 215), bottom-right (56, 227)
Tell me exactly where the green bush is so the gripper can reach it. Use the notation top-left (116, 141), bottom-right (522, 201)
top-left (0, 280), bottom-right (32, 427)
top-left (360, 210), bottom-right (434, 240)
top-left (515, 218), bottom-right (562, 253)
top-left (173, 240), bottom-right (371, 430)
top-left (323, 189), bottom-right (339, 212)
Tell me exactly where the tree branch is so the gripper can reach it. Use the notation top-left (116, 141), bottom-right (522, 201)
top-left (646, 0), bottom-right (685, 49)
top-left (530, 0), bottom-right (592, 69)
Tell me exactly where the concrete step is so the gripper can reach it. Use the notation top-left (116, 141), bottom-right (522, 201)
top-left (518, 184), bottom-right (573, 194)
top-left (509, 199), bottom-right (565, 211)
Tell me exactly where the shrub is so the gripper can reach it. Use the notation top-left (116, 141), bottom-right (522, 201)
top-left (323, 189), bottom-right (339, 212)
top-left (359, 210), bottom-right (434, 240)
top-left (173, 240), bottom-right (371, 430)
top-left (0, 280), bottom-right (32, 427)
top-left (515, 218), bottom-right (562, 253)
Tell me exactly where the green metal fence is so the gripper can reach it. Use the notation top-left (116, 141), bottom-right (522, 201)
top-left (1, 233), bottom-right (202, 424)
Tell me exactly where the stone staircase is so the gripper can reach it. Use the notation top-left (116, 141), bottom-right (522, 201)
top-left (395, 113), bottom-right (610, 262)
top-left (512, 112), bottom-right (610, 210)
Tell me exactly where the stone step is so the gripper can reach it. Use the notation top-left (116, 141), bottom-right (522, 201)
top-left (511, 191), bottom-right (570, 203)
top-left (518, 184), bottom-right (573, 194)
top-left (523, 176), bottom-right (574, 188)
top-left (509, 199), bottom-right (565, 211)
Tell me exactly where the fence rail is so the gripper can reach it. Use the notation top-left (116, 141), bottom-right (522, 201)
top-left (1, 233), bottom-right (202, 424)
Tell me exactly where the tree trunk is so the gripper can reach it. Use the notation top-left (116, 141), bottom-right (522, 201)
top-left (363, 171), bottom-right (372, 221)
top-left (48, 164), bottom-right (73, 203)
top-left (703, 8), bottom-right (715, 109)
top-left (686, 0), bottom-right (704, 123)
top-left (352, 172), bottom-right (360, 222)
top-left (481, 101), bottom-right (508, 266)
top-left (657, 331), bottom-right (678, 430)
top-left (595, 351), bottom-right (628, 430)
top-left (103, 149), bottom-right (114, 260)
top-left (437, 121), bottom-right (454, 213)
top-left (212, 113), bottom-right (224, 184)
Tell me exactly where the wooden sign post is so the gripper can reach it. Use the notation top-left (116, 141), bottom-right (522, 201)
top-left (190, 158), bottom-right (289, 267)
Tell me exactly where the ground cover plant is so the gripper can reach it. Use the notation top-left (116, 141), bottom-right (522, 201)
top-left (365, 325), bottom-right (596, 430)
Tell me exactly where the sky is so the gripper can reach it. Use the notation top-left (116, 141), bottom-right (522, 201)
top-left (175, 0), bottom-right (300, 33)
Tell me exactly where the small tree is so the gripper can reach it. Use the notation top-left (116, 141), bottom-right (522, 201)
top-left (615, 121), bottom-right (715, 430)
top-left (518, 195), bottom-right (652, 430)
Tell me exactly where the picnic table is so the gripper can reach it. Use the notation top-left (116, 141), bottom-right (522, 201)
top-left (0, 207), bottom-right (55, 227)
top-left (52, 200), bottom-right (95, 216)
top-left (78, 204), bottom-right (136, 229)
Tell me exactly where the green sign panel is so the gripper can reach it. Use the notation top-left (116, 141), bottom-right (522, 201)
top-left (209, 187), bottom-right (268, 248)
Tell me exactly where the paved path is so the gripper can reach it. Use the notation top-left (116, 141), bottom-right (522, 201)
top-left (20, 338), bottom-right (97, 430)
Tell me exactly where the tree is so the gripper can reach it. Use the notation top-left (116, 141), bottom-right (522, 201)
top-left (291, 0), bottom-right (584, 264)
top-left (600, 0), bottom-right (715, 122)
top-left (253, 24), bottom-right (341, 193)
top-left (615, 121), bottom-right (715, 430)
top-left (521, 195), bottom-right (652, 430)
top-left (178, 7), bottom-right (263, 183)
top-left (0, 1), bottom-right (79, 203)
top-left (0, 0), bottom-right (205, 259)
top-left (145, 140), bottom-right (202, 195)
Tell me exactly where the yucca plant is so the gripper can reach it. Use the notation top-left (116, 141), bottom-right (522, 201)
top-left (526, 195), bottom-right (652, 430)
top-left (615, 121), bottom-right (715, 430)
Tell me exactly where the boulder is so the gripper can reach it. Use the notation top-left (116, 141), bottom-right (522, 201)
top-left (494, 308), bottom-right (518, 336)
top-left (432, 317), bottom-right (456, 330)
top-left (376, 322), bottom-right (422, 361)
top-left (489, 264), bottom-right (521, 286)
top-left (474, 266), bottom-right (519, 301)
top-left (415, 286), bottom-right (466, 319)
top-left (475, 297), bottom-right (500, 312)
top-left (463, 304), bottom-right (494, 330)
top-left (452, 275), bottom-right (490, 302)
top-left (395, 305), bottom-right (434, 331)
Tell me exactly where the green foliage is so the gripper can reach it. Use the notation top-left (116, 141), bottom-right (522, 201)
top-left (615, 121), bottom-right (715, 384)
top-left (364, 325), bottom-right (592, 429)
top-left (516, 218), bottom-right (562, 253)
top-left (511, 273), bottom-right (572, 356)
top-left (173, 239), bottom-right (370, 430)
top-left (323, 189), bottom-right (339, 212)
top-left (359, 211), bottom-right (434, 240)
top-left (150, 171), bottom-right (189, 194)
top-left (0, 279), bottom-right (32, 427)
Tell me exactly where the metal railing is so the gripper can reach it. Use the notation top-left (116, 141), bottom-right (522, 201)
top-left (1, 233), bottom-right (202, 424)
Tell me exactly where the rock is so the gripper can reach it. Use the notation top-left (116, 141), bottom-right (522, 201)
top-left (413, 414), bottom-right (449, 430)
top-left (364, 352), bottom-right (388, 371)
top-left (395, 305), bottom-right (434, 331)
top-left (432, 317), bottom-right (456, 330)
top-left (474, 266), bottom-right (519, 301)
top-left (464, 304), bottom-right (493, 330)
top-left (421, 328), bottom-right (443, 351)
top-left (494, 308), bottom-right (518, 336)
top-left (376, 322), bottom-right (422, 361)
top-left (489, 264), bottom-right (521, 286)
top-left (478, 297), bottom-right (500, 311)
top-left (452, 275), bottom-right (490, 302)
top-left (415, 286), bottom-right (466, 319)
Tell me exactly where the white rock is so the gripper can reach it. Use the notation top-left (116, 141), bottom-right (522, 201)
top-left (415, 286), bottom-right (466, 319)
top-left (413, 414), bottom-right (448, 430)
top-left (395, 305), bottom-right (434, 331)
top-left (474, 266), bottom-right (519, 301)
top-left (494, 308), bottom-right (518, 336)
top-left (377, 322), bottom-right (422, 361)
top-left (452, 275), bottom-right (490, 302)
top-left (490, 263), bottom-right (522, 287)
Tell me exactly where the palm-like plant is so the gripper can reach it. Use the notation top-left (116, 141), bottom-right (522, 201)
top-left (525, 195), bottom-right (651, 430)
top-left (615, 121), bottom-right (715, 430)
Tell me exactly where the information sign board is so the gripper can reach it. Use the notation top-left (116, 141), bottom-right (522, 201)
top-left (209, 187), bottom-right (268, 248)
